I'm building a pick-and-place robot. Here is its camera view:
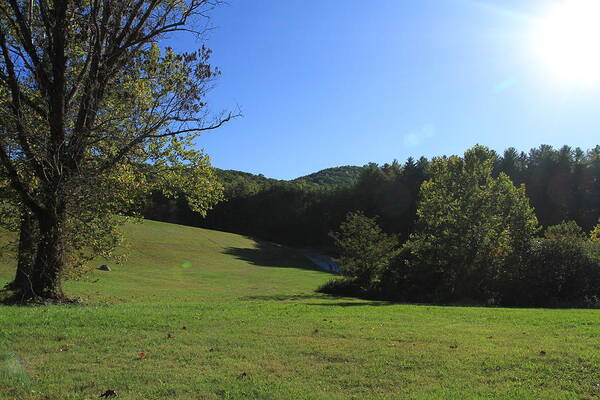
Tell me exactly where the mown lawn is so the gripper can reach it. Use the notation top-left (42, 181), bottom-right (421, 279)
top-left (1, 220), bottom-right (599, 399)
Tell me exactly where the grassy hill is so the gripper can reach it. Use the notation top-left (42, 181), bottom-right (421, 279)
top-left (1, 220), bottom-right (599, 399)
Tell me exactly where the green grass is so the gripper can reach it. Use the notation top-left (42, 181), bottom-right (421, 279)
top-left (1, 220), bottom-right (599, 399)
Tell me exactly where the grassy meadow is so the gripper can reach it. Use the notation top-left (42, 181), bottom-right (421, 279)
top-left (1, 220), bottom-right (599, 399)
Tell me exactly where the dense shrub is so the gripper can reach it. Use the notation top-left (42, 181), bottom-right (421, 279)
top-left (329, 212), bottom-right (399, 285)
top-left (544, 220), bottom-right (587, 241)
top-left (319, 212), bottom-right (399, 296)
top-left (510, 238), bottom-right (600, 307)
top-left (591, 222), bottom-right (600, 242)
top-left (317, 277), bottom-right (365, 297)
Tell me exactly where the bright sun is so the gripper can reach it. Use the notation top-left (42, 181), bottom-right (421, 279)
top-left (531, 0), bottom-right (600, 87)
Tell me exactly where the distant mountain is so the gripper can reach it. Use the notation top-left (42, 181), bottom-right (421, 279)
top-left (213, 169), bottom-right (280, 198)
top-left (214, 169), bottom-right (279, 187)
top-left (292, 166), bottom-right (364, 186)
top-left (213, 165), bottom-right (364, 196)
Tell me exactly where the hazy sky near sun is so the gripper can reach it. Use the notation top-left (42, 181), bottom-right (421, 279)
top-left (169, 0), bottom-right (600, 180)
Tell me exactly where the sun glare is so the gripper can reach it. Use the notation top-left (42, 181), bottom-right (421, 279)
top-left (531, 0), bottom-right (600, 87)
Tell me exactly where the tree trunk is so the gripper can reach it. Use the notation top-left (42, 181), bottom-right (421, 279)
top-left (15, 210), bottom-right (35, 287)
top-left (6, 210), bottom-right (36, 292)
top-left (27, 212), bottom-right (66, 300)
top-left (15, 196), bottom-right (68, 301)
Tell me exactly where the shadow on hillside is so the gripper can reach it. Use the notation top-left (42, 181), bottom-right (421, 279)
top-left (240, 294), bottom-right (398, 307)
top-left (306, 301), bottom-right (395, 307)
top-left (223, 241), bottom-right (322, 271)
top-left (241, 294), bottom-right (329, 301)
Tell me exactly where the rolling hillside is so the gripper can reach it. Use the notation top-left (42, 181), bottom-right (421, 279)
top-left (1, 220), bottom-right (599, 399)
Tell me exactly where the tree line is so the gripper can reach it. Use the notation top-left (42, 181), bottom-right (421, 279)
top-left (146, 144), bottom-right (600, 250)
top-left (323, 146), bottom-right (600, 307)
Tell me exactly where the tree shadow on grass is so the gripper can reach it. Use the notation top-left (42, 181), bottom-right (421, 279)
top-left (241, 294), bottom-right (331, 301)
top-left (306, 301), bottom-right (396, 307)
top-left (223, 241), bottom-right (324, 271)
top-left (240, 294), bottom-right (399, 307)
top-left (305, 299), bottom-right (570, 309)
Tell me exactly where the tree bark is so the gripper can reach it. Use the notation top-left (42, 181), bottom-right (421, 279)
top-left (24, 210), bottom-right (67, 300)
top-left (6, 209), bottom-right (36, 292)
top-left (12, 188), bottom-right (68, 301)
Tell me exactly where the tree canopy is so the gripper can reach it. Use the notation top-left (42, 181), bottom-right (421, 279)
top-left (0, 0), bottom-right (231, 301)
top-left (397, 145), bottom-right (540, 302)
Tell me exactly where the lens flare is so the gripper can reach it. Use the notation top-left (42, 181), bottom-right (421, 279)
top-left (531, 0), bottom-right (600, 87)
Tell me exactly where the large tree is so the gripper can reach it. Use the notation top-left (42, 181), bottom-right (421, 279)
top-left (403, 145), bottom-right (539, 303)
top-left (0, 0), bottom-right (232, 301)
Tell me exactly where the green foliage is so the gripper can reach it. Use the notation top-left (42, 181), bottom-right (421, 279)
top-left (174, 157), bottom-right (430, 248)
top-left (149, 144), bottom-right (598, 254)
top-left (211, 166), bottom-right (363, 201)
top-left (515, 145), bottom-right (600, 231)
top-left (293, 166), bottom-right (365, 186)
top-left (403, 145), bottom-right (540, 303)
top-left (317, 276), bottom-right (363, 297)
top-left (329, 212), bottom-right (399, 287)
top-left (214, 169), bottom-right (280, 198)
top-left (0, 2), bottom-right (229, 298)
top-left (317, 147), bottom-right (599, 307)
top-left (590, 221), bottom-right (600, 242)
top-left (517, 238), bottom-right (600, 307)
top-left (545, 220), bottom-right (587, 241)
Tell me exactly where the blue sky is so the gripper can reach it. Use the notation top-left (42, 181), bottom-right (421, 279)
top-left (171, 0), bottom-right (600, 180)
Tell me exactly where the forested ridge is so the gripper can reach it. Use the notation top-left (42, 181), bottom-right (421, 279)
top-left (292, 166), bottom-right (365, 186)
top-left (145, 144), bottom-right (599, 249)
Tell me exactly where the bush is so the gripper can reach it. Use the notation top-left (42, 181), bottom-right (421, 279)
top-left (590, 222), bottom-right (600, 242)
top-left (545, 220), bottom-right (586, 241)
top-left (317, 277), bottom-right (365, 297)
top-left (329, 211), bottom-right (399, 289)
top-left (510, 239), bottom-right (600, 307)
top-left (582, 240), bottom-right (600, 266)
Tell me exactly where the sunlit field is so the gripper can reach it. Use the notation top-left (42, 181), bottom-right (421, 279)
top-left (1, 220), bottom-right (599, 400)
